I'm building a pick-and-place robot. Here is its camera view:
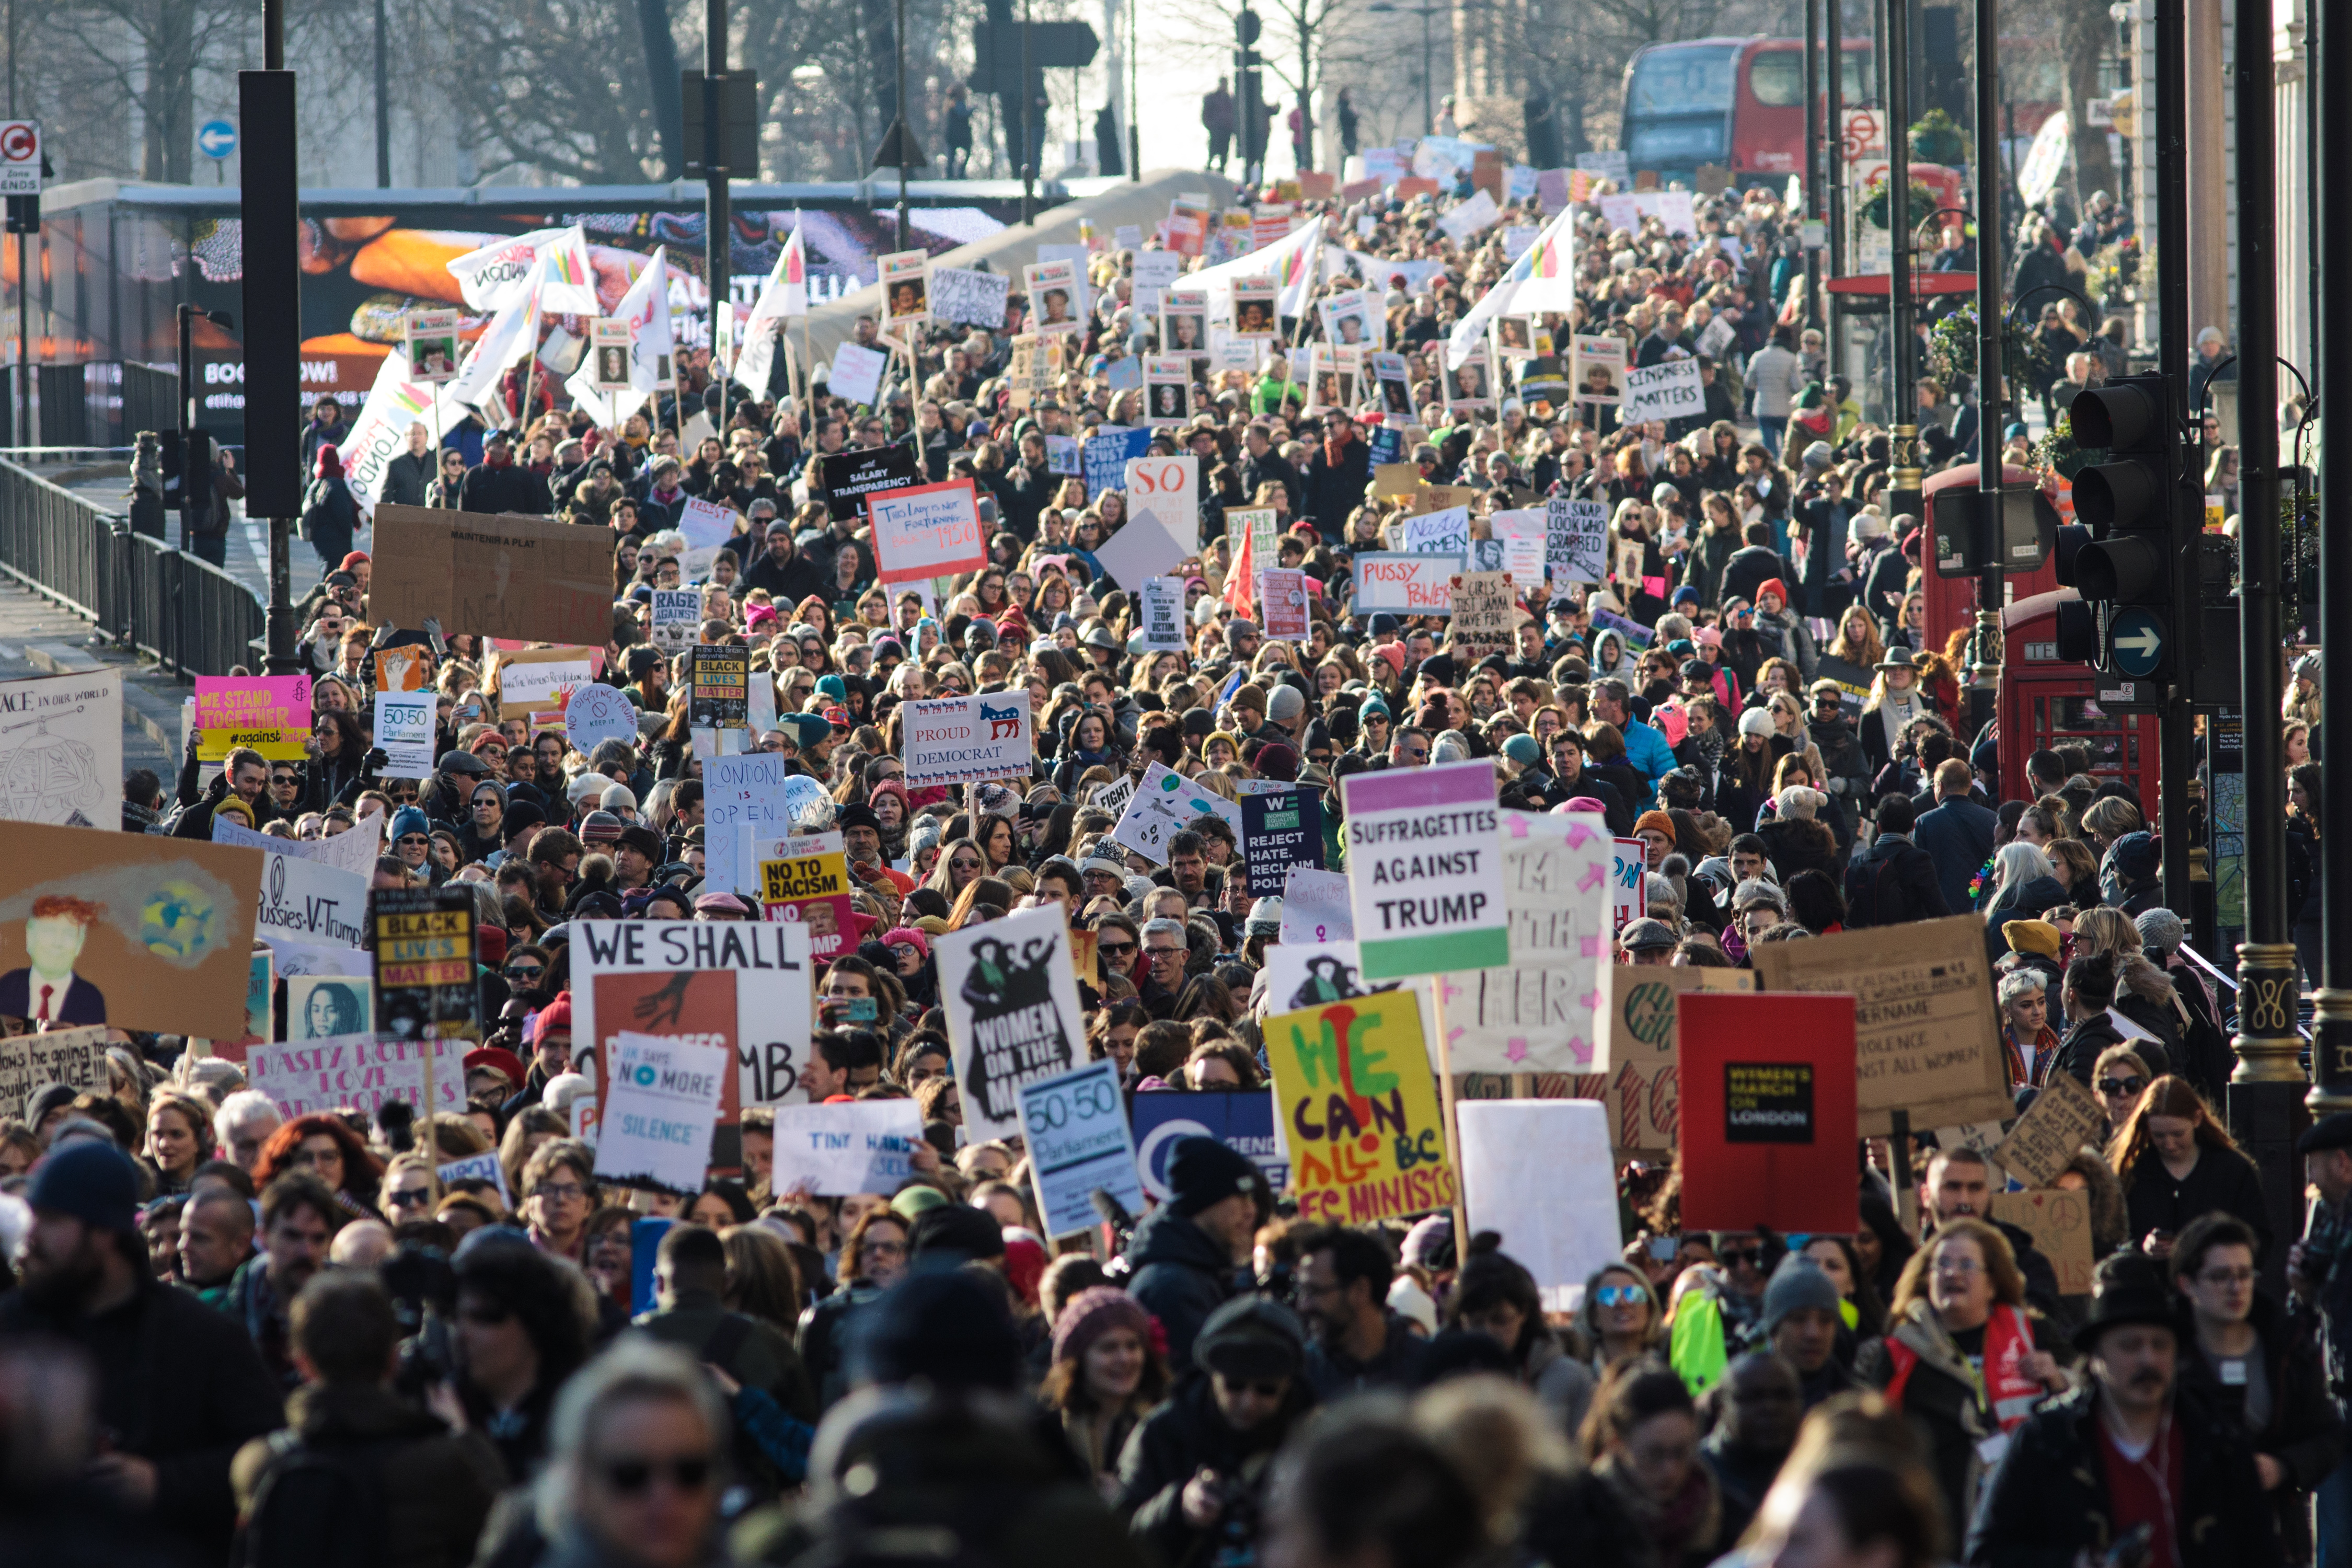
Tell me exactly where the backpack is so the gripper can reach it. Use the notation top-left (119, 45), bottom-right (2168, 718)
top-left (236, 1431), bottom-right (395, 1568)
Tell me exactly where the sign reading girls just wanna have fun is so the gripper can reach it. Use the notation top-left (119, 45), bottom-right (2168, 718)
top-left (1339, 758), bottom-right (1509, 979)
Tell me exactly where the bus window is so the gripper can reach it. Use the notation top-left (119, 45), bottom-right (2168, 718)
top-left (1627, 45), bottom-right (1736, 116)
top-left (1746, 49), bottom-right (1872, 108)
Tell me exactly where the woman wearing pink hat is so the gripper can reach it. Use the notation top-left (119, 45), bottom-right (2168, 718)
top-left (1043, 1286), bottom-right (1168, 1497)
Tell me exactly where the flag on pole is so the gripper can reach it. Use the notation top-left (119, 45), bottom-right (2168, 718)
top-left (1223, 526), bottom-right (1255, 621)
top-left (566, 247), bottom-right (674, 424)
top-left (444, 227), bottom-right (564, 313)
top-left (1443, 205), bottom-right (1576, 368)
top-left (537, 225), bottom-right (602, 316)
top-left (448, 258), bottom-right (544, 410)
top-left (338, 350), bottom-right (442, 519)
top-left (1187, 214), bottom-right (1327, 323)
top-left (731, 222), bottom-right (807, 394)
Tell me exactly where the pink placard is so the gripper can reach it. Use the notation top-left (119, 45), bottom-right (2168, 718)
top-left (194, 673), bottom-right (312, 731)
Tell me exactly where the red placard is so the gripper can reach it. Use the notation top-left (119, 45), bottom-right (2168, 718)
top-left (1676, 992), bottom-right (1859, 1235)
top-left (866, 478), bottom-right (986, 584)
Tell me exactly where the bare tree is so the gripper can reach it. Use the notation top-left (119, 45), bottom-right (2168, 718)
top-left (34, 0), bottom-right (246, 181)
top-left (1160, 0), bottom-right (1355, 170)
top-left (450, 0), bottom-right (666, 182)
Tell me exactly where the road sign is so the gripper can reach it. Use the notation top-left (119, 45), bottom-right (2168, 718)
top-left (0, 122), bottom-right (39, 195)
top-left (2108, 608), bottom-right (2165, 678)
top-left (1840, 109), bottom-right (1885, 165)
top-left (197, 119), bottom-right (237, 160)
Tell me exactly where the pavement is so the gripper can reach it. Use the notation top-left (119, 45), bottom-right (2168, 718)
top-left (0, 570), bottom-right (188, 785)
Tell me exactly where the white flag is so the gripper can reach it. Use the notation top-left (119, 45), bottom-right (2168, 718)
top-left (448, 267), bottom-right (542, 410)
top-left (536, 225), bottom-right (602, 316)
top-left (1187, 213), bottom-right (1327, 322)
top-left (731, 222), bottom-right (807, 395)
top-left (444, 227), bottom-right (564, 313)
top-left (566, 247), bottom-right (673, 425)
top-left (339, 350), bottom-right (443, 519)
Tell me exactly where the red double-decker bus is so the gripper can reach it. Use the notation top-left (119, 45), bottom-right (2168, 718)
top-left (1618, 36), bottom-right (1873, 189)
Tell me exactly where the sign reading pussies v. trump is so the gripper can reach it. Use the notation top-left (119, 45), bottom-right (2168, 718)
top-left (899, 691), bottom-right (1033, 789)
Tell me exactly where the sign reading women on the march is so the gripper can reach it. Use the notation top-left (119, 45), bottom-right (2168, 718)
top-left (899, 690), bottom-right (1033, 788)
top-left (1340, 758), bottom-right (1508, 979)
top-left (938, 904), bottom-right (1088, 1141)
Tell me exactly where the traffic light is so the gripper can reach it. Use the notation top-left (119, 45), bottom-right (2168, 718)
top-left (2050, 373), bottom-right (2188, 682)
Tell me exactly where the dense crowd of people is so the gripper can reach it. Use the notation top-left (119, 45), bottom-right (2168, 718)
top-left (0, 148), bottom-right (2325, 1568)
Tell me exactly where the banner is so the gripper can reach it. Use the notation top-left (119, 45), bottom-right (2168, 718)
top-left (938, 904), bottom-right (1088, 1141)
top-left (195, 674), bottom-right (310, 762)
top-left (1239, 788), bottom-right (1323, 897)
top-left (595, 1030), bottom-right (728, 1194)
top-left (1263, 988), bottom-right (1457, 1224)
top-left (0, 669), bottom-right (121, 828)
top-left (869, 479), bottom-right (986, 583)
top-left (1675, 992), bottom-right (1860, 1233)
top-left (444, 226), bottom-right (563, 312)
top-left (1439, 811), bottom-right (1610, 1073)
top-left (1749, 914), bottom-right (2014, 1134)
top-left (1352, 552), bottom-right (1460, 615)
top-left (246, 1033), bottom-right (464, 1121)
top-left (339, 350), bottom-right (444, 517)
top-left (1018, 1057), bottom-right (1145, 1237)
top-left (1340, 758), bottom-right (1507, 978)
top-left (745, 829), bottom-right (855, 961)
top-left (898, 691), bottom-right (1032, 788)
top-left (1083, 425), bottom-right (1150, 498)
top-left (765, 1100), bottom-right (925, 1195)
top-left (566, 246), bottom-right (675, 424)
top-left (372, 506), bottom-right (617, 644)
top-left (1133, 1089), bottom-right (1287, 1198)
top-left (1459, 1101), bottom-right (1620, 1310)
top-left (1620, 359), bottom-right (1706, 423)
top-left (221, 813), bottom-right (383, 883)
top-left (371, 885), bottom-right (478, 1042)
top-left (1139, 577), bottom-right (1187, 650)
top-left (732, 230), bottom-right (805, 396)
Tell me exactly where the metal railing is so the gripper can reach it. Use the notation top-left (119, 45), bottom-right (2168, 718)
top-left (0, 456), bottom-right (266, 678)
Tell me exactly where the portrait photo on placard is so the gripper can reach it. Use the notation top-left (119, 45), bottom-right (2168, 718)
top-left (1446, 347), bottom-right (1494, 411)
top-left (1319, 291), bottom-right (1375, 348)
top-left (1232, 277), bottom-right (1278, 337)
top-left (1160, 302), bottom-right (1209, 356)
top-left (1025, 259), bottom-right (1082, 335)
top-left (287, 974), bottom-right (374, 1040)
top-left (1494, 316), bottom-right (1534, 357)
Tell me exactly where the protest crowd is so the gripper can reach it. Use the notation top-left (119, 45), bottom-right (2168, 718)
top-left (0, 144), bottom-right (2327, 1568)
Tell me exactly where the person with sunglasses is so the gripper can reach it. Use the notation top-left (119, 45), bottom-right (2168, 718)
top-left (452, 1235), bottom-right (597, 1483)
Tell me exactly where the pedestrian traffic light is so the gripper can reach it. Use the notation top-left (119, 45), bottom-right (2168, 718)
top-left (2050, 373), bottom-right (2187, 683)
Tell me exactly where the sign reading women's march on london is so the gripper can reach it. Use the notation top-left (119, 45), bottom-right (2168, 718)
top-left (899, 690), bottom-right (1032, 789)
top-left (938, 903), bottom-right (1087, 1142)
top-left (1262, 987), bottom-right (1457, 1225)
top-left (1340, 758), bottom-right (1508, 979)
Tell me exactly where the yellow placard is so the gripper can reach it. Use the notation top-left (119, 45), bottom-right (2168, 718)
top-left (757, 850), bottom-right (848, 904)
top-left (1262, 988), bottom-right (1457, 1225)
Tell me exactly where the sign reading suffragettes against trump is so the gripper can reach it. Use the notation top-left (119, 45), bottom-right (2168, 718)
top-left (868, 479), bottom-right (986, 583)
top-left (1340, 758), bottom-right (1508, 979)
top-left (1263, 987), bottom-right (1457, 1224)
top-left (899, 690), bottom-right (1033, 788)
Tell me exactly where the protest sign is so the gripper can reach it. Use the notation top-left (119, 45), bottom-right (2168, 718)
top-left (745, 829), bottom-right (855, 961)
top-left (675, 497), bottom-right (735, 579)
top-left (1620, 359), bottom-right (1706, 423)
top-left (1260, 942), bottom-right (1440, 1070)
top-left (899, 691), bottom-right (1032, 789)
top-left (1447, 570), bottom-right (1516, 660)
top-left (246, 1033), bottom-right (464, 1121)
top-left (1263, 988), bottom-right (1457, 1224)
top-left (0, 669), bottom-right (121, 827)
top-left (1400, 485), bottom-right (1478, 518)
top-left (1352, 552), bottom-right (1460, 615)
top-left (1166, 198), bottom-right (1210, 255)
top-left (1400, 506), bottom-right (1470, 554)
top-left (375, 689), bottom-right (435, 776)
top-left (1083, 425), bottom-right (1150, 498)
top-left (1578, 966), bottom-right (1754, 1151)
top-left (689, 644), bottom-right (749, 730)
top-left (596, 1030), bottom-right (728, 1194)
top-left (1486, 509), bottom-right (1547, 589)
top-left (828, 342), bottom-right (886, 405)
top-left (816, 444), bottom-right (921, 522)
top-left (766, 1100), bottom-right (925, 1196)
top-left (371, 885), bottom-right (478, 1042)
top-left (0, 1024), bottom-right (106, 1111)
top-left (194, 673), bottom-right (310, 762)
top-left (1133, 1090), bottom-right (1287, 1196)
top-left (1094, 476), bottom-right (1195, 591)
top-left (930, 266), bottom-right (1010, 328)
top-left (589, 319), bottom-right (633, 390)
top-left (1044, 434), bottom-right (1080, 476)
top-left (1435, 187), bottom-right (1501, 241)
top-left (1161, 289), bottom-right (1209, 356)
top-left (1110, 761), bottom-right (1242, 865)
top-left (0, 824), bottom-right (260, 1035)
top-left (565, 683), bottom-right (641, 752)
top-left (869, 479), bottom-right (986, 583)
top-left (1341, 758), bottom-right (1507, 978)
top-left (1440, 811), bottom-right (1611, 1074)
top-left (1144, 355), bottom-right (1192, 427)
top-left (1749, 915), bottom-right (2013, 1133)
top-left (1567, 335), bottom-right (1626, 406)
top-left (701, 755), bottom-right (797, 895)
top-left (243, 838), bottom-right (369, 949)
top-left (1279, 867), bottom-right (1353, 943)
top-left (1611, 837), bottom-right (1645, 931)
top-left (1675, 992), bottom-right (1860, 1233)
top-left (1370, 463), bottom-right (1422, 498)
top-left (1124, 453), bottom-right (1197, 539)
top-left (371, 506), bottom-right (616, 645)
top-left (1129, 250), bottom-right (1182, 313)
top-left (1018, 1057), bottom-right (1145, 1237)
top-left (1546, 496), bottom-right (1609, 583)
top-left (1811, 654), bottom-right (1873, 717)
top-left (1025, 258), bottom-right (1083, 332)
top-left (1460, 1100), bottom-right (1621, 1310)
top-left (1658, 189), bottom-right (1697, 236)
top-left (1139, 577), bottom-right (1187, 650)
top-left (437, 1149), bottom-right (509, 1205)
top-left (265, 938), bottom-right (372, 980)
top-left (1989, 1189), bottom-right (2096, 1295)
top-left (1239, 788), bottom-right (1323, 897)
top-left (1992, 1068), bottom-right (2107, 1189)
top-left (286, 974), bottom-right (372, 1038)
top-left (1258, 568), bottom-right (1310, 640)
top-left (879, 248), bottom-right (930, 326)
top-left (1598, 193), bottom-right (1639, 233)
top-left (649, 588), bottom-right (702, 652)
top-left (497, 653), bottom-right (594, 713)
top-left (938, 904), bottom-right (1088, 1142)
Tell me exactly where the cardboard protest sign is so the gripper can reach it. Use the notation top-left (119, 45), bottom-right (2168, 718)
top-left (1749, 914), bottom-right (2014, 1134)
top-left (246, 1033), bottom-right (464, 1121)
top-left (689, 644), bottom-right (749, 730)
top-left (1993, 1068), bottom-right (2107, 1188)
top-left (766, 1100), bottom-right (925, 1195)
top-left (371, 506), bottom-right (616, 645)
top-left (1133, 1090), bottom-right (1288, 1197)
top-left (1239, 788), bottom-right (1323, 896)
top-left (1370, 463), bottom-right (1423, 498)
top-left (496, 653), bottom-right (595, 713)
top-left (868, 479), bottom-right (986, 583)
top-left (596, 1030), bottom-right (728, 1194)
top-left (1341, 758), bottom-right (1507, 978)
top-left (1440, 811), bottom-right (1611, 1074)
top-left (1279, 867), bottom-right (1353, 943)
top-left (700, 755), bottom-right (798, 895)
top-left (1989, 1189), bottom-right (2096, 1296)
top-left (879, 248), bottom-right (930, 326)
top-left (816, 444), bottom-right (921, 522)
top-left (1486, 509), bottom-right (1548, 589)
top-left (0, 1024), bottom-right (107, 1112)
top-left (674, 497), bottom-right (735, 579)
top-left (1675, 991), bottom-right (1860, 1233)
top-left (1139, 578), bottom-right (1187, 651)
top-left (1019, 1058), bottom-right (1145, 1237)
top-left (1447, 570), bottom-right (1516, 660)
top-left (1263, 988), bottom-right (1458, 1224)
top-left (371, 886), bottom-right (478, 1042)
top-left (1399, 484), bottom-right (1477, 518)
top-left (1547, 496), bottom-right (1609, 583)
top-left (938, 904), bottom-right (1088, 1141)
top-left (1460, 1100), bottom-right (1621, 1310)
top-left (566, 683), bottom-right (640, 753)
top-left (1576, 966), bottom-right (1754, 1152)
top-left (745, 829), bottom-right (855, 962)
top-left (194, 674), bottom-right (310, 763)
top-left (1110, 761), bottom-right (1242, 865)
top-left (1094, 472), bottom-right (1196, 591)
top-left (1620, 359), bottom-right (1706, 423)
top-left (1166, 197), bottom-right (1210, 256)
top-left (0, 825), bottom-right (261, 1035)
top-left (1353, 552), bottom-right (1460, 615)
top-left (927, 264), bottom-right (1009, 328)
top-left (0, 669), bottom-right (121, 828)
top-left (285, 974), bottom-right (372, 1039)
top-left (898, 691), bottom-right (1032, 789)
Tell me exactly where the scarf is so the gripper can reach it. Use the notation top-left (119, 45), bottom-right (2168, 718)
top-left (1598, 1451), bottom-right (1721, 1566)
top-left (1322, 425), bottom-right (1354, 468)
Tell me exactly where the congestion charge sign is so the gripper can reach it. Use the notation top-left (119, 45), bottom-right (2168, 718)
top-left (1338, 757), bottom-right (1509, 981)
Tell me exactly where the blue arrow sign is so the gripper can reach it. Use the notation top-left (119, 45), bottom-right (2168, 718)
top-left (2109, 607), bottom-right (2164, 678)
top-left (197, 119), bottom-right (237, 160)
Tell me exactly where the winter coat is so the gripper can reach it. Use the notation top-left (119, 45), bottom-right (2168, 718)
top-left (2171, 1292), bottom-right (2343, 1558)
top-left (230, 1381), bottom-right (503, 1568)
top-left (1915, 794), bottom-right (1999, 914)
top-left (2121, 1146), bottom-right (2274, 1264)
top-left (1757, 815), bottom-right (1838, 885)
top-left (1123, 1209), bottom-right (1239, 1377)
top-left (1843, 831), bottom-right (1952, 927)
top-left (1117, 1366), bottom-right (1313, 1568)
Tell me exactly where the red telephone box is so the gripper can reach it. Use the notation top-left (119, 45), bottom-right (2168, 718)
top-left (1923, 463), bottom-right (2063, 659)
top-left (1999, 589), bottom-right (2161, 806)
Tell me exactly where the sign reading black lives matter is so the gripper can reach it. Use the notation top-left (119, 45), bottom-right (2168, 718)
top-left (816, 443), bottom-right (921, 521)
top-left (371, 886), bottom-right (480, 1042)
top-left (937, 903), bottom-right (1087, 1140)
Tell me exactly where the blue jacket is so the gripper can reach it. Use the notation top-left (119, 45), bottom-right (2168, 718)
top-left (1620, 720), bottom-right (1676, 791)
top-left (1915, 796), bottom-right (1999, 914)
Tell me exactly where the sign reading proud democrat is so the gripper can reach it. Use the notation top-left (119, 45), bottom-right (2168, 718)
top-left (900, 691), bottom-right (1032, 788)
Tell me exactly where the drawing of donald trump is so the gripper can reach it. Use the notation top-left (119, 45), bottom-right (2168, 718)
top-left (0, 895), bottom-right (107, 1024)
